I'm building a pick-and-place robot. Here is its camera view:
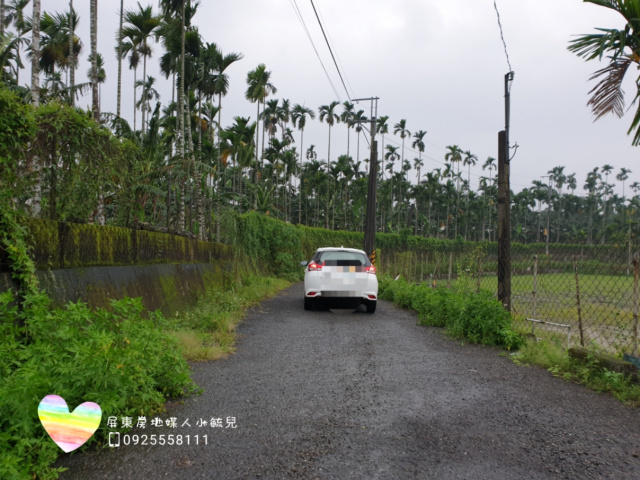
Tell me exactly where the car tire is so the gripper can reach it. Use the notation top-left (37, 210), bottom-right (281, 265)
top-left (304, 297), bottom-right (314, 311)
top-left (365, 301), bottom-right (376, 314)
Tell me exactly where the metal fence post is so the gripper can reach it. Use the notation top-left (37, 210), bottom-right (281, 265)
top-left (532, 254), bottom-right (538, 334)
top-left (633, 254), bottom-right (639, 356)
top-left (574, 255), bottom-right (584, 347)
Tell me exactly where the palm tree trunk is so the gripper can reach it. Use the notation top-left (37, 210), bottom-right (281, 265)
top-left (198, 178), bottom-right (206, 240)
top-left (261, 99), bottom-right (266, 163)
top-left (68, 0), bottom-right (75, 106)
top-left (31, 0), bottom-right (41, 106)
top-left (216, 94), bottom-right (225, 242)
top-left (178, 0), bottom-right (185, 161)
top-left (556, 190), bottom-right (562, 243)
top-left (142, 55), bottom-right (147, 134)
top-left (179, 181), bottom-right (186, 230)
top-left (116, 0), bottom-right (123, 117)
top-left (0, 1), bottom-right (4, 37)
top-left (90, 0), bottom-right (99, 122)
top-left (30, 0), bottom-right (42, 217)
top-left (298, 127), bottom-right (304, 224)
top-left (133, 68), bottom-right (137, 130)
top-left (428, 197), bottom-right (432, 237)
top-left (97, 186), bottom-right (106, 225)
top-left (536, 204), bottom-right (541, 243)
top-left (197, 94), bottom-right (202, 156)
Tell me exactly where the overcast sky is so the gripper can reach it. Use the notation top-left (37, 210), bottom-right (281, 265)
top-left (37, 0), bottom-right (639, 195)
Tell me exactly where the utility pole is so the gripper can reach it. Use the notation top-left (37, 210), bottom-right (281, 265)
top-left (497, 130), bottom-right (510, 311)
top-left (355, 96), bottom-right (379, 265)
top-left (498, 71), bottom-right (514, 312)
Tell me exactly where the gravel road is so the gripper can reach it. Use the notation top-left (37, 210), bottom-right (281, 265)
top-left (59, 282), bottom-right (640, 479)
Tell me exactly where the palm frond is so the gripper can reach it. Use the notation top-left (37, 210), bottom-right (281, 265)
top-left (568, 29), bottom-right (627, 60)
top-left (626, 77), bottom-right (640, 145)
top-left (587, 56), bottom-right (631, 119)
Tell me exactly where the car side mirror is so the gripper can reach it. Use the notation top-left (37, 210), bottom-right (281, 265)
top-left (300, 261), bottom-right (308, 267)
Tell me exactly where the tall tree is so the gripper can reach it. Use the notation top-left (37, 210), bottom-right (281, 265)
top-left (4, 0), bottom-right (30, 84)
top-left (341, 100), bottom-right (354, 157)
top-left (352, 109), bottom-right (367, 165)
top-left (445, 145), bottom-right (463, 236)
top-left (245, 63), bottom-right (277, 167)
top-left (120, 32), bottom-right (141, 130)
top-left (482, 156), bottom-right (496, 241)
top-left (462, 150), bottom-right (477, 239)
top-left (412, 130), bottom-right (427, 235)
top-left (617, 167), bottom-right (631, 200)
top-left (292, 103), bottom-right (315, 224)
top-left (31, 0), bottom-right (40, 106)
top-left (376, 115), bottom-right (389, 179)
top-left (123, 3), bottom-right (160, 133)
top-left (209, 44), bottom-right (243, 148)
top-left (116, 0), bottom-right (124, 117)
top-left (318, 100), bottom-right (340, 228)
top-left (90, 0), bottom-right (99, 122)
top-left (160, 0), bottom-right (188, 165)
top-left (394, 118), bottom-right (410, 167)
top-left (68, 0), bottom-right (75, 105)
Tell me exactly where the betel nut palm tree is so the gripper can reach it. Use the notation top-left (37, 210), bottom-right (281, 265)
top-left (292, 103), bottom-right (315, 224)
top-left (122, 2), bottom-right (161, 134)
top-left (569, 0), bottom-right (640, 145)
top-left (318, 100), bottom-right (340, 228)
top-left (245, 63), bottom-right (277, 167)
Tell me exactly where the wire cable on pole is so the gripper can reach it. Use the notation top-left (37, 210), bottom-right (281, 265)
top-left (309, 0), bottom-right (352, 100)
top-left (289, 0), bottom-right (342, 100)
top-left (493, 1), bottom-right (513, 72)
top-left (314, 0), bottom-right (356, 99)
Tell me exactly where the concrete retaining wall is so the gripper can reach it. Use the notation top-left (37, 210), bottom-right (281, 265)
top-left (1, 261), bottom-right (234, 316)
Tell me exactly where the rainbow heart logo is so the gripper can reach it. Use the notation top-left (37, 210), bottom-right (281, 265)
top-left (38, 395), bottom-right (102, 453)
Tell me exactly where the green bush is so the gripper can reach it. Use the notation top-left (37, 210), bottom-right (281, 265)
top-left (379, 275), bottom-right (524, 350)
top-left (0, 292), bottom-right (195, 480)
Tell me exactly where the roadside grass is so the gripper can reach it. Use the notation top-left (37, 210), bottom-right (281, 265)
top-left (513, 339), bottom-right (640, 406)
top-left (164, 274), bottom-right (290, 361)
top-left (435, 272), bottom-right (640, 356)
top-left (378, 274), bottom-right (524, 351)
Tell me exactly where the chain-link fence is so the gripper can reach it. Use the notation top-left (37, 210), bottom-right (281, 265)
top-left (379, 243), bottom-right (640, 357)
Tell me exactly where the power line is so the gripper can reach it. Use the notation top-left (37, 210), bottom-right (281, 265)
top-left (289, 0), bottom-right (342, 101)
top-left (314, 1), bottom-right (356, 99)
top-left (309, 0), bottom-right (351, 100)
top-left (493, 0), bottom-right (513, 72)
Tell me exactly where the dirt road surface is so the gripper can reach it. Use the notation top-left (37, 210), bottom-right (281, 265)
top-left (58, 283), bottom-right (640, 479)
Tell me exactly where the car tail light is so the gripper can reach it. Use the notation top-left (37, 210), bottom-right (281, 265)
top-left (308, 261), bottom-right (323, 271)
top-left (365, 265), bottom-right (376, 275)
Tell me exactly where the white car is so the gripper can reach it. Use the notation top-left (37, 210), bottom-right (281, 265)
top-left (301, 247), bottom-right (378, 313)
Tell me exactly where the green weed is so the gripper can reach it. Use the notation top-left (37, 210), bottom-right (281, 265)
top-left (379, 275), bottom-right (524, 351)
top-left (512, 340), bottom-right (640, 406)
top-left (164, 274), bottom-right (290, 361)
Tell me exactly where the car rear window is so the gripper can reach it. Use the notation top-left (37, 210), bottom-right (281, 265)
top-left (317, 251), bottom-right (369, 267)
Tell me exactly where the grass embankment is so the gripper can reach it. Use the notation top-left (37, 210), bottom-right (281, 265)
top-left (378, 275), bottom-right (524, 351)
top-left (0, 274), bottom-right (290, 480)
top-left (164, 275), bottom-right (290, 361)
top-left (513, 340), bottom-right (640, 406)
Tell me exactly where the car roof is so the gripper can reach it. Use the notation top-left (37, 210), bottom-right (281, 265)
top-left (315, 247), bottom-right (366, 255)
